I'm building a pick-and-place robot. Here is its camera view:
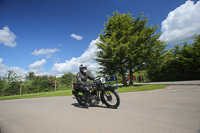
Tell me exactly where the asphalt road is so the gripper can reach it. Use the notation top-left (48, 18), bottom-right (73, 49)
top-left (0, 86), bottom-right (200, 133)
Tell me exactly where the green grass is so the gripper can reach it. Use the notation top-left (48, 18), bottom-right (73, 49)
top-left (0, 85), bottom-right (166, 101)
top-left (0, 90), bottom-right (73, 101)
top-left (116, 85), bottom-right (166, 93)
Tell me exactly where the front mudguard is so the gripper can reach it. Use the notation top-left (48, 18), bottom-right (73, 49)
top-left (104, 86), bottom-right (116, 91)
top-left (100, 86), bottom-right (116, 104)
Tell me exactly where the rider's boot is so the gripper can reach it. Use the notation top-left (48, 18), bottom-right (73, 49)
top-left (84, 91), bottom-right (90, 107)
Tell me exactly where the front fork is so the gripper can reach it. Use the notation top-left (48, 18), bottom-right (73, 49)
top-left (100, 89), bottom-right (106, 104)
top-left (100, 86), bottom-right (116, 104)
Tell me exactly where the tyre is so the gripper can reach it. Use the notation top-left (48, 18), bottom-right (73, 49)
top-left (101, 90), bottom-right (120, 108)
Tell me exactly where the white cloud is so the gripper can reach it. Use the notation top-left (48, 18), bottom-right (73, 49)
top-left (159, 0), bottom-right (200, 44)
top-left (0, 37), bottom-right (102, 78)
top-left (0, 58), bottom-right (3, 64)
top-left (0, 58), bottom-right (27, 78)
top-left (51, 38), bottom-right (101, 76)
top-left (70, 34), bottom-right (83, 40)
top-left (31, 48), bottom-right (60, 58)
top-left (29, 59), bottom-right (47, 74)
top-left (0, 26), bottom-right (17, 47)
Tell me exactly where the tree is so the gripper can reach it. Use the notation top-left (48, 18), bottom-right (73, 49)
top-left (96, 11), bottom-right (136, 85)
top-left (2, 71), bottom-right (22, 96)
top-left (30, 75), bottom-right (56, 92)
top-left (96, 11), bottom-right (166, 85)
top-left (125, 15), bottom-right (166, 84)
top-left (189, 35), bottom-right (200, 79)
top-left (148, 35), bottom-right (200, 81)
top-left (25, 72), bottom-right (36, 80)
top-left (60, 73), bottom-right (76, 88)
top-left (0, 79), bottom-right (5, 96)
top-left (3, 70), bottom-right (21, 82)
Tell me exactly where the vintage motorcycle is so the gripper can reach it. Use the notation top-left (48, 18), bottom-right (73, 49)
top-left (72, 77), bottom-right (120, 108)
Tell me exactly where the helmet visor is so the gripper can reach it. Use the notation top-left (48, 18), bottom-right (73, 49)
top-left (82, 67), bottom-right (87, 70)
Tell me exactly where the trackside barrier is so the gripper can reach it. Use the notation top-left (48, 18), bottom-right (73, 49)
top-left (105, 76), bottom-right (118, 89)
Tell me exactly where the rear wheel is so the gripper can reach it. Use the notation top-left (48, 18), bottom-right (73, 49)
top-left (102, 90), bottom-right (120, 108)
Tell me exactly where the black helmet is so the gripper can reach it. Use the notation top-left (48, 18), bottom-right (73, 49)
top-left (79, 64), bottom-right (87, 73)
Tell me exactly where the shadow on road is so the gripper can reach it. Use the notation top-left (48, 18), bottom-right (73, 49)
top-left (71, 103), bottom-right (108, 109)
top-left (0, 126), bottom-right (4, 133)
top-left (197, 127), bottom-right (200, 133)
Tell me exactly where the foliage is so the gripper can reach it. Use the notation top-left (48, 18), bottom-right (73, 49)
top-left (148, 35), bottom-right (200, 81)
top-left (0, 79), bottom-right (5, 95)
top-left (134, 71), bottom-right (149, 83)
top-left (25, 72), bottom-right (36, 80)
top-left (57, 72), bottom-right (77, 90)
top-left (3, 70), bottom-right (21, 82)
top-left (0, 71), bottom-right (77, 96)
top-left (1, 71), bottom-right (22, 96)
top-left (95, 11), bottom-right (166, 85)
top-left (26, 75), bottom-right (56, 93)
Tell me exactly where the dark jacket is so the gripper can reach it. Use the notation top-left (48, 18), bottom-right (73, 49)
top-left (76, 71), bottom-right (95, 86)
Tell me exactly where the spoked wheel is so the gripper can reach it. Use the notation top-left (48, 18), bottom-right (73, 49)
top-left (75, 92), bottom-right (85, 106)
top-left (102, 90), bottom-right (120, 108)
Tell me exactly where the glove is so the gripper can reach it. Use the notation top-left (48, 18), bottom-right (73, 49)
top-left (90, 82), bottom-right (93, 86)
top-left (85, 82), bottom-right (90, 86)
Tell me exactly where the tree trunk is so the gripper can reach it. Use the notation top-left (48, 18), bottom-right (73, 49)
top-left (71, 78), bottom-right (73, 90)
top-left (129, 70), bottom-right (133, 85)
top-left (55, 80), bottom-right (57, 92)
top-left (20, 82), bottom-right (23, 95)
top-left (122, 72), bottom-right (127, 86)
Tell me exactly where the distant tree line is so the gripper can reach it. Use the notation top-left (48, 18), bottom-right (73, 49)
top-left (0, 71), bottom-right (77, 96)
top-left (147, 35), bottom-right (200, 81)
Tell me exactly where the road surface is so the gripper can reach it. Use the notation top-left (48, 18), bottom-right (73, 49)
top-left (0, 86), bottom-right (200, 133)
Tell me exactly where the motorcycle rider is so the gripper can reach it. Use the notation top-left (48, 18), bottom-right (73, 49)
top-left (76, 64), bottom-right (95, 106)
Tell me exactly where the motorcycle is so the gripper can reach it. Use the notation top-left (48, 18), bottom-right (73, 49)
top-left (72, 77), bottom-right (120, 108)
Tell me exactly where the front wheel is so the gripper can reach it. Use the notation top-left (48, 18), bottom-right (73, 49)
top-left (101, 90), bottom-right (120, 108)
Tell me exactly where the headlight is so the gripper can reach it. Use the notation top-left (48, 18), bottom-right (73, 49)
top-left (100, 77), bottom-right (106, 84)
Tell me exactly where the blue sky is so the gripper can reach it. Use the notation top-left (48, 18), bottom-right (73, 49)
top-left (0, 0), bottom-right (200, 77)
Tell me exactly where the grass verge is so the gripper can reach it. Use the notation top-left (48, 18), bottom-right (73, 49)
top-left (116, 85), bottom-right (166, 93)
top-left (0, 90), bottom-right (72, 101)
top-left (0, 85), bottom-right (166, 101)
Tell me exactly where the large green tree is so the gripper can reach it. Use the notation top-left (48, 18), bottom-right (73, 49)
top-left (148, 35), bottom-right (200, 81)
top-left (95, 11), bottom-right (166, 85)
